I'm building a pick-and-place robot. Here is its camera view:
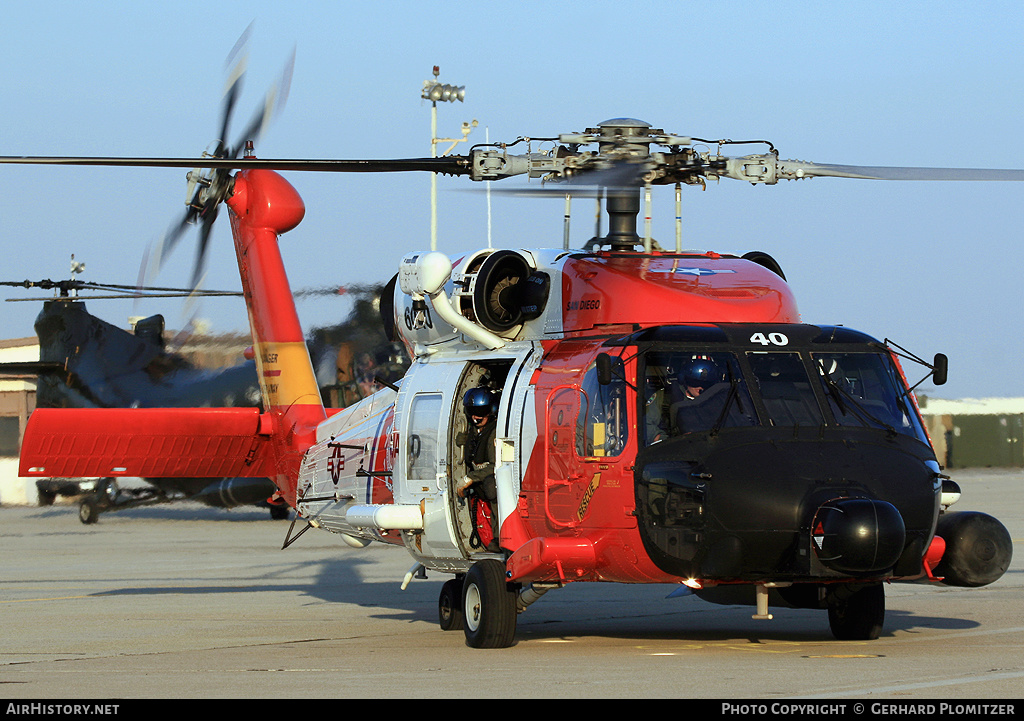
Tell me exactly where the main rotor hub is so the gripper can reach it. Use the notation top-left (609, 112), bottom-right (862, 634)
top-left (591, 118), bottom-right (656, 148)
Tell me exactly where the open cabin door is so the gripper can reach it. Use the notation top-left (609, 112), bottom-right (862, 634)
top-left (445, 358), bottom-right (515, 555)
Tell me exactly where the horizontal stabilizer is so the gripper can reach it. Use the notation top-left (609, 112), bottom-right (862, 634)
top-left (20, 407), bottom-right (273, 479)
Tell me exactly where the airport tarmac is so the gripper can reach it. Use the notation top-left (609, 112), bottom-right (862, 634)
top-left (1, 468), bottom-right (1021, 700)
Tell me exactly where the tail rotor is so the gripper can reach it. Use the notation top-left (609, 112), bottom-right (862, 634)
top-left (135, 27), bottom-right (294, 330)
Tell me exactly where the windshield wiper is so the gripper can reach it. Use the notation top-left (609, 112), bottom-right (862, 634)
top-left (820, 373), bottom-right (897, 438)
top-left (710, 366), bottom-right (746, 436)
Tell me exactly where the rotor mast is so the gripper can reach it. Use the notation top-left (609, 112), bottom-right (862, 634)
top-left (593, 118), bottom-right (652, 251)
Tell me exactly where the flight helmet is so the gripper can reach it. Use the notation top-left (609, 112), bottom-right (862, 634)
top-left (680, 357), bottom-right (719, 390)
top-left (463, 387), bottom-right (498, 417)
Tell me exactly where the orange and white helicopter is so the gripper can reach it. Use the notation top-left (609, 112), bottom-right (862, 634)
top-left (7, 115), bottom-right (1016, 648)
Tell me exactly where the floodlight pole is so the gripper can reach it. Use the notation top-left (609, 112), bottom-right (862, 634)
top-left (430, 100), bottom-right (438, 251)
top-left (422, 66), bottom-right (471, 251)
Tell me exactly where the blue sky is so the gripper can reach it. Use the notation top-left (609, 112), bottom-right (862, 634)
top-left (1, 1), bottom-right (1023, 399)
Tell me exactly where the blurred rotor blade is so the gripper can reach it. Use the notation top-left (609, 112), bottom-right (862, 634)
top-left (482, 159), bottom-right (651, 198)
top-left (576, 160), bottom-right (650, 188)
top-left (139, 207), bottom-right (194, 290)
top-left (293, 282), bottom-right (375, 299)
top-left (228, 47), bottom-right (295, 158)
top-left (134, 241), bottom-right (153, 314)
top-left (218, 23), bottom-right (253, 152)
top-left (482, 184), bottom-right (607, 198)
top-left (191, 206), bottom-right (218, 289)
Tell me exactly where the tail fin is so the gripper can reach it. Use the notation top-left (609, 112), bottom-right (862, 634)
top-left (225, 168), bottom-right (327, 505)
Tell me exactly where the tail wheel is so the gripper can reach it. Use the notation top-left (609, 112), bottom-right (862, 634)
top-left (827, 582), bottom-right (885, 640)
top-left (438, 578), bottom-right (465, 631)
top-left (79, 498), bottom-right (100, 525)
top-left (462, 559), bottom-right (518, 648)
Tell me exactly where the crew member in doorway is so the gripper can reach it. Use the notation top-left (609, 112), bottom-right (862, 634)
top-left (457, 387), bottom-right (500, 551)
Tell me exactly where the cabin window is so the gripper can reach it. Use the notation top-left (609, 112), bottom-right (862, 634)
top-left (578, 359), bottom-right (628, 457)
top-left (547, 386), bottom-right (582, 480)
top-left (811, 352), bottom-right (929, 442)
top-left (406, 392), bottom-right (442, 482)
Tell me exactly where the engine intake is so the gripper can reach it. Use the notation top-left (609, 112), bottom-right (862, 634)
top-left (466, 250), bottom-right (549, 334)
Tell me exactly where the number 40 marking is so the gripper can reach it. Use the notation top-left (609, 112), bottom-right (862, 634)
top-left (750, 332), bottom-right (789, 346)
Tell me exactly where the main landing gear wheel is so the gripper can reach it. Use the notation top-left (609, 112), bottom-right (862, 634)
top-left (462, 559), bottom-right (518, 648)
top-left (438, 577), bottom-right (465, 631)
top-left (827, 582), bottom-right (885, 640)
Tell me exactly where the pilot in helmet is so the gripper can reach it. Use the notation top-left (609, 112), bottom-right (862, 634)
top-left (678, 356), bottom-right (720, 400)
top-left (457, 387), bottom-right (500, 551)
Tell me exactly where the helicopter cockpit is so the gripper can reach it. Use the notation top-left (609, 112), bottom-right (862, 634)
top-left (636, 327), bottom-right (931, 446)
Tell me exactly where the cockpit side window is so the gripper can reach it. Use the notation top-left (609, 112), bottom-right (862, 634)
top-left (642, 351), bottom-right (756, 443)
top-left (578, 358), bottom-right (628, 457)
top-left (812, 352), bottom-right (929, 442)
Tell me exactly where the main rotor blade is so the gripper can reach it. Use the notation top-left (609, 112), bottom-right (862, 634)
top-left (1, 276), bottom-right (241, 299)
top-left (779, 160), bottom-right (1024, 181)
top-left (0, 155), bottom-right (472, 174)
top-left (0, 361), bottom-right (65, 375)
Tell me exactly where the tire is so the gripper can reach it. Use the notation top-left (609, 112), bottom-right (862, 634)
top-left (827, 582), bottom-right (885, 640)
top-left (438, 578), bottom-right (465, 631)
top-left (462, 560), bottom-right (517, 648)
top-left (98, 478), bottom-right (119, 505)
top-left (79, 498), bottom-right (100, 525)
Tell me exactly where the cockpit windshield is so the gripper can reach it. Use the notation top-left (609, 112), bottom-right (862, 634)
top-left (811, 351), bottom-right (929, 442)
top-left (640, 346), bottom-right (928, 446)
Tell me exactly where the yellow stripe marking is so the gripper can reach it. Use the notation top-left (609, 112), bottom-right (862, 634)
top-left (254, 341), bottom-right (321, 409)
